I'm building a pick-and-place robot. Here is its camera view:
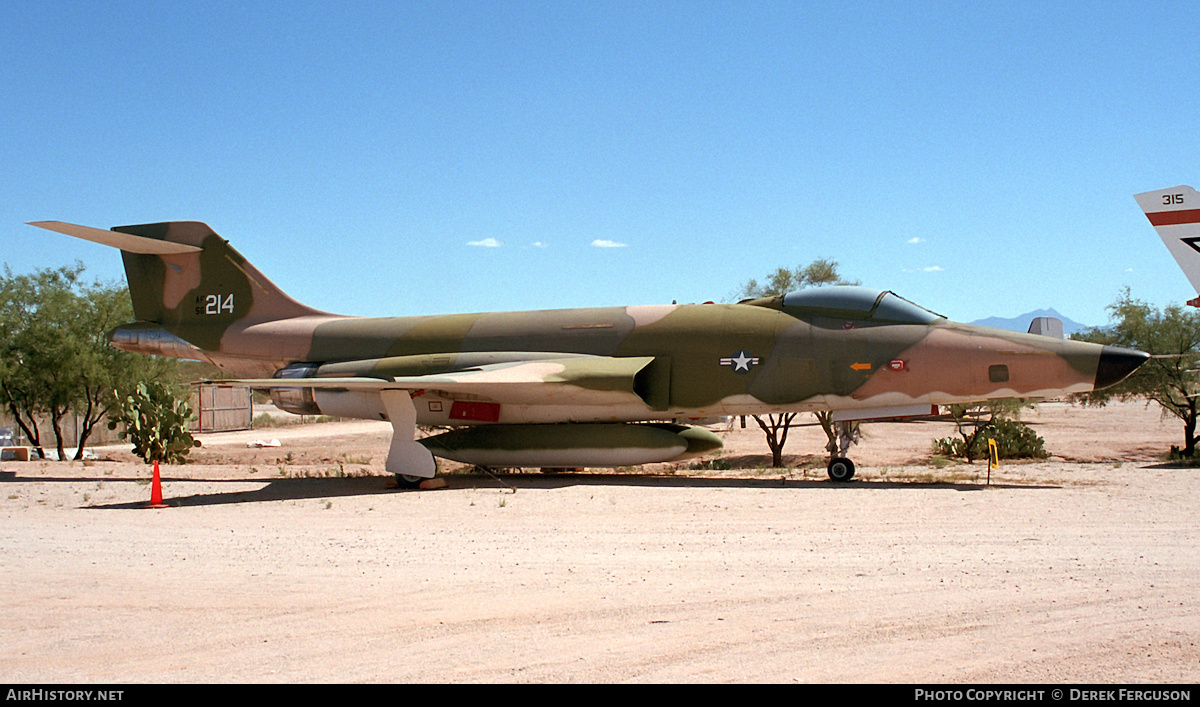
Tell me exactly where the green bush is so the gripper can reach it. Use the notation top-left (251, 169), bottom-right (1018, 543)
top-left (932, 418), bottom-right (1049, 461)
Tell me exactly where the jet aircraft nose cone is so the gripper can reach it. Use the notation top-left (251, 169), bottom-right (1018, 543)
top-left (1094, 345), bottom-right (1150, 390)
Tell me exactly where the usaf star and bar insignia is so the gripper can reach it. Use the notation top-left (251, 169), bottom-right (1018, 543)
top-left (720, 350), bottom-right (761, 374)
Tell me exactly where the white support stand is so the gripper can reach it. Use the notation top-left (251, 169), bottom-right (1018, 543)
top-left (380, 389), bottom-right (437, 479)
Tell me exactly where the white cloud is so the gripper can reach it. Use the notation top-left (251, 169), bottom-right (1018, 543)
top-left (467, 238), bottom-right (503, 247)
top-left (923, 265), bottom-right (944, 272)
top-left (530, 241), bottom-right (547, 248)
top-left (907, 237), bottom-right (924, 244)
top-left (591, 239), bottom-right (628, 248)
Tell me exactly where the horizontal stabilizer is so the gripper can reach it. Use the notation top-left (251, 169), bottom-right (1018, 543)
top-left (27, 221), bottom-right (202, 255)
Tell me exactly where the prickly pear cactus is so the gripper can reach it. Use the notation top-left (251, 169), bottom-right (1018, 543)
top-left (107, 382), bottom-right (201, 464)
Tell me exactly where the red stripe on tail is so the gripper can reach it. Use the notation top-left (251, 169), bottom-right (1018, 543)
top-left (1147, 209), bottom-right (1200, 226)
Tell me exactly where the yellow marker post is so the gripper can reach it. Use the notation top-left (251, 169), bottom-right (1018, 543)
top-left (987, 438), bottom-right (999, 485)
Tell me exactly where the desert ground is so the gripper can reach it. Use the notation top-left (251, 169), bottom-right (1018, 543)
top-left (0, 400), bottom-right (1196, 683)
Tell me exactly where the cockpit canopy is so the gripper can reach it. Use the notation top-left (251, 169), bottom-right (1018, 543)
top-left (766, 286), bottom-right (944, 324)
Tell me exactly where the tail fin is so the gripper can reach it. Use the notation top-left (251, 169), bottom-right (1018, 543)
top-left (28, 221), bottom-right (326, 351)
top-left (1134, 185), bottom-right (1200, 306)
top-left (1027, 316), bottom-right (1063, 338)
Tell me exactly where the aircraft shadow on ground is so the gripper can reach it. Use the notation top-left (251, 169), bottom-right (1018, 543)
top-left (0, 471), bottom-right (400, 508)
top-left (1141, 461), bottom-right (1200, 470)
top-left (455, 473), bottom-right (1057, 494)
top-left (82, 475), bottom-right (400, 509)
top-left (42, 472), bottom-right (1060, 509)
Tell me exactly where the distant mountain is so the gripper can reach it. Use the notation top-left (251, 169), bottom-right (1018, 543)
top-left (970, 308), bottom-right (1093, 336)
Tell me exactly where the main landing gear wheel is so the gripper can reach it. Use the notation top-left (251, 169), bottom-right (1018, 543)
top-left (392, 458), bottom-right (441, 491)
top-left (827, 457), bottom-right (856, 482)
top-left (394, 474), bottom-right (427, 490)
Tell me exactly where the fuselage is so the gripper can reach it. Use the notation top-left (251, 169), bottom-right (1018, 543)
top-left (117, 291), bottom-right (1143, 428)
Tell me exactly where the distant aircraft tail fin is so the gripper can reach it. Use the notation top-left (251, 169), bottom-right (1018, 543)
top-left (27, 221), bottom-right (327, 351)
top-left (1134, 185), bottom-right (1200, 306)
top-left (1027, 317), bottom-right (1063, 338)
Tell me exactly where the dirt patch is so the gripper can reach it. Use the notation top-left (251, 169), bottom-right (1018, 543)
top-left (1, 400), bottom-right (1196, 682)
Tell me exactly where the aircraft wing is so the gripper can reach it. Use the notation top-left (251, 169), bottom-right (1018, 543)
top-left (211, 355), bottom-right (663, 408)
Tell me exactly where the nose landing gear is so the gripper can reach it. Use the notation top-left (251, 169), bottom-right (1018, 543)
top-left (827, 457), bottom-right (855, 482)
top-left (825, 419), bottom-right (859, 482)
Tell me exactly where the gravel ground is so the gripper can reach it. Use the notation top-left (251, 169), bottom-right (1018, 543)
top-left (0, 400), bottom-right (1196, 683)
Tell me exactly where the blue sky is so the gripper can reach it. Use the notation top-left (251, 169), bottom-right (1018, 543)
top-left (4, 1), bottom-right (1199, 326)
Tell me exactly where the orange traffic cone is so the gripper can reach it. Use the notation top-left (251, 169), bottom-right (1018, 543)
top-left (145, 459), bottom-right (168, 509)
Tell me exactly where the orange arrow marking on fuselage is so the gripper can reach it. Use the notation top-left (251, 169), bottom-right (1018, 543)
top-left (850, 363), bottom-right (871, 371)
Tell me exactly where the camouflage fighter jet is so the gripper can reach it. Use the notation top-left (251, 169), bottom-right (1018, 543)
top-left (30, 220), bottom-right (1148, 485)
top-left (1135, 185), bottom-right (1200, 307)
